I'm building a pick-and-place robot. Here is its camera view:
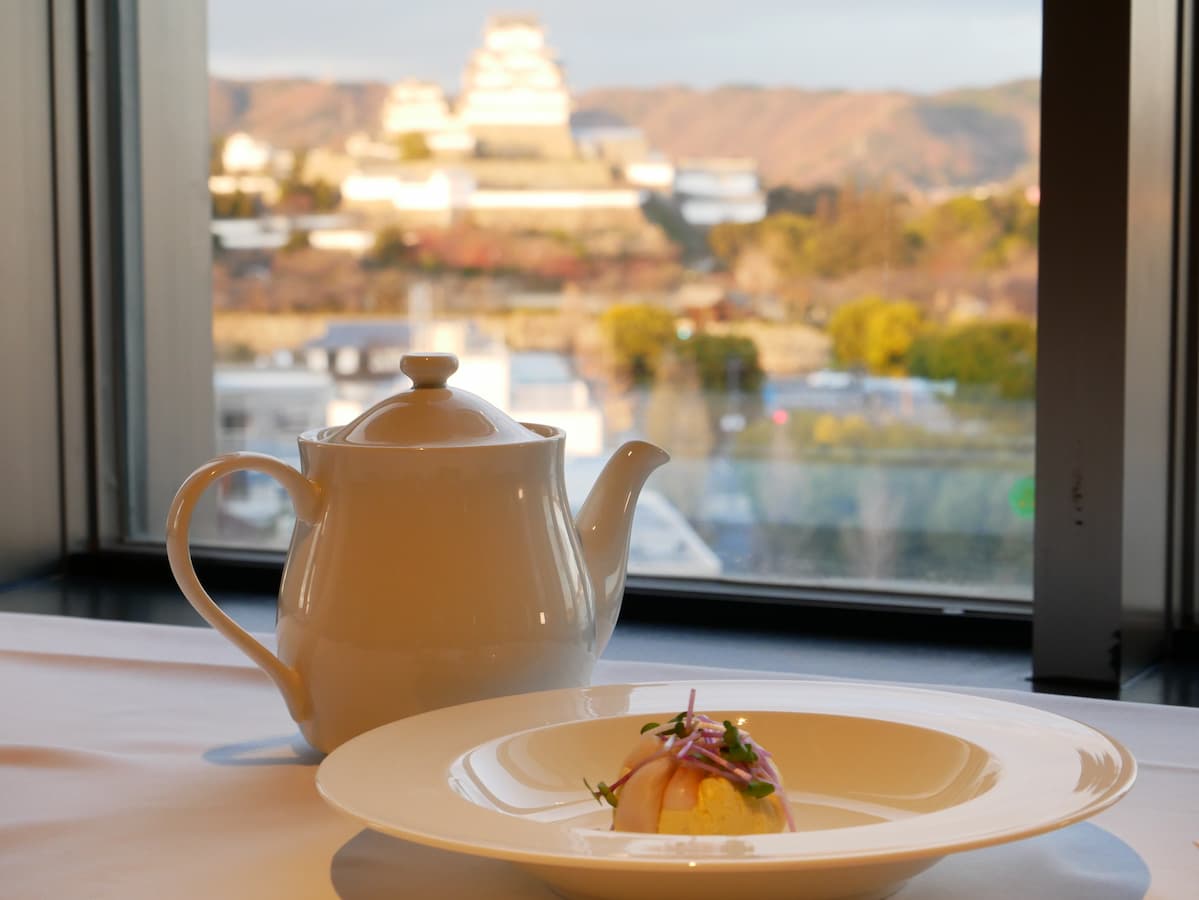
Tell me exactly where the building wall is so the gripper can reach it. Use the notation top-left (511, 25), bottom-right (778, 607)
top-left (468, 157), bottom-right (617, 188)
top-left (0, 0), bottom-right (60, 581)
top-left (467, 203), bottom-right (646, 231)
top-left (471, 123), bottom-right (576, 160)
top-left (222, 132), bottom-right (272, 173)
top-left (678, 196), bottom-right (767, 226)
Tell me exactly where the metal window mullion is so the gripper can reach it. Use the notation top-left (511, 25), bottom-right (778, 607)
top-left (1182, 0), bottom-right (1198, 633)
top-left (80, 0), bottom-right (215, 547)
top-left (131, 0), bottom-right (215, 541)
top-left (77, 0), bottom-right (126, 548)
top-left (1033, 0), bottom-right (1182, 685)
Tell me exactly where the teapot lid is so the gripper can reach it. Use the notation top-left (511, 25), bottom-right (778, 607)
top-left (326, 353), bottom-right (543, 447)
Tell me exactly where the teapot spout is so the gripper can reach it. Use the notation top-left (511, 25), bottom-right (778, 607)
top-left (576, 440), bottom-right (670, 654)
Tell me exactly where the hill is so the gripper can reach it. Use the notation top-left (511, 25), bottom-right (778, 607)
top-left (209, 78), bottom-right (389, 151)
top-left (209, 78), bottom-right (1039, 192)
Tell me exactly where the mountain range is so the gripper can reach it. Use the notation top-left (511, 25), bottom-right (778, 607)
top-left (209, 77), bottom-right (1039, 192)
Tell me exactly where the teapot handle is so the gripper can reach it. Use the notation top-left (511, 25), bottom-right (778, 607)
top-left (166, 452), bottom-right (322, 724)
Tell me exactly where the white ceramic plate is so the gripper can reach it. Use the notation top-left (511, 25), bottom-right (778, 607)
top-left (316, 680), bottom-right (1135, 900)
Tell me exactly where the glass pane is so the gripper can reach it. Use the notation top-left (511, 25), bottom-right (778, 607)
top-left (203, 2), bottom-right (1041, 599)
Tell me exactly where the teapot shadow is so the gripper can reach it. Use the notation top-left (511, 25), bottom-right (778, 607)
top-left (202, 733), bottom-right (323, 767)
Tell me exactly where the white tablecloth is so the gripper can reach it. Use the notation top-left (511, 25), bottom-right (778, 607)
top-left (0, 611), bottom-right (1195, 899)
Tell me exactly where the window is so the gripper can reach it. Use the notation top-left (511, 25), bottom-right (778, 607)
top-left (0, 0), bottom-right (1180, 685)
top-left (81, 0), bottom-right (1191, 670)
top-left (132, 1), bottom-right (1045, 606)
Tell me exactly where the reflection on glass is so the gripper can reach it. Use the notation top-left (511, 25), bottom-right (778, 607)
top-left (205, 5), bottom-right (1041, 600)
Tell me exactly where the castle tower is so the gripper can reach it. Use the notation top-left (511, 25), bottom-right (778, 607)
top-left (379, 79), bottom-right (476, 157)
top-left (381, 80), bottom-right (452, 137)
top-left (456, 15), bottom-right (575, 158)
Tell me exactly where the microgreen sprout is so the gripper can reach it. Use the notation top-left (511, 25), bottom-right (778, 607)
top-left (745, 780), bottom-right (775, 799)
top-left (584, 777), bottom-right (619, 808)
top-left (721, 720), bottom-right (759, 764)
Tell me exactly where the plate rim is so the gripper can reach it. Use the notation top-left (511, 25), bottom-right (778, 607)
top-left (315, 679), bottom-right (1137, 872)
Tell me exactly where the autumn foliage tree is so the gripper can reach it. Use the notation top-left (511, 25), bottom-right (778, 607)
top-left (709, 184), bottom-right (910, 280)
top-left (676, 333), bottom-right (764, 391)
top-left (709, 184), bottom-right (1037, 290)
top-left (600, 304), bottom-right (677, 383)
top-left (827, 294), bottom-right (1036, 398)
top-left (862, 301), bottom-right (926, 375)
top-left (909, 320), bottom-right (1036, 399)
top-left (828, 295), bottom-right (927, 374)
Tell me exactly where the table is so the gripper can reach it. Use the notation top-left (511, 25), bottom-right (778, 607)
top-left (1, 611), bottom-right (1195, 899)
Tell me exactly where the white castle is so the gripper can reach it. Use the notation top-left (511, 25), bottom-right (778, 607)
top-left (457, 15), bottom-right (570, 127)
top-left (380, 15), bottom-right (573, 158)
top-left (326, 14), bottom-right (764, 232)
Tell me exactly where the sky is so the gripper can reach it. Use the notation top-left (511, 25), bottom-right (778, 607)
top-left (208, 0), bottom-right (1042, 94)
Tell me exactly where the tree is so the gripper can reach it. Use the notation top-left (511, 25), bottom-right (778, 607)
top-left (642, 192), bottom-right (705, 259)
top-left (675, 333), bottom-right (764, 392)
top-left (282, 230), bottom-right (310, 253)
top-left (708, 220), bottom-right (755, 266)
top-left (709, 184), bottom-right (911, 285)
top-left (398, 132), bottom-right (432, 160)
top-left (863, 301), bottom-right (925, 375)
top-left (827, 295), bottom-right (887, 370)
top-left (210, 135), bottom-right (227, 176)
top-left (600, 304), bottom-right (678, 383)
top-left (909, 319), bottom-right (1036, 399)
top-left (275, 147), bottom-right (341, 214)
top-left (766, 184), bottom-right (839, 217)
top-left (906, 190), bottom-right (1039, 273)
top-left (310, 178), bottom-right (340, 212)
top-left (827, 295), bottom-right (927, 375)
top-left (809, 182), bottom-right (912, 277)
top-left (368, 226), bottom-right (415, 267)
top-left (211, 190), bottom-right (257, 219)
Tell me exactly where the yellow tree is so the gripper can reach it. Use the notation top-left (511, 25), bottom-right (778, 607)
top-left (864, 301), bottom-right (925, 375)
top-left (827, 295), bottom-right (887, 369)
top-left (398, 132), bottom-right (432, 160)
top-left (827, 295), bottom-right (926, 375)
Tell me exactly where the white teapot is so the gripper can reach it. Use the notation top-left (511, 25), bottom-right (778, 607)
top-left (167, 353), bottom-right (668, 752)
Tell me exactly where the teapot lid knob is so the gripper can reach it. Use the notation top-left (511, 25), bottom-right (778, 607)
top-left (401, 353), bottom-right (458, 389)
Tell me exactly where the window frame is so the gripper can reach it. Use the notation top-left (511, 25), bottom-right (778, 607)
top-left (52, 0), bottom-right (1197, 683)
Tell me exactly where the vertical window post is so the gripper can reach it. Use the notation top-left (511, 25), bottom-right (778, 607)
top-left (1034, 0), bottom-right (1183, 685)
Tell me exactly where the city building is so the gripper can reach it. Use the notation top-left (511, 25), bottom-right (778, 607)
top-left (381, 80), bottom-right (454, 137)
top-left (207, 174), bottom-right (280, 205)
top-left (570, 109), bottom-right (649, 164)
top-left (340, 167), bottom-right (477, 226)
top-left (380, 81), bottom-right (477, 157)
top-left (340, 163), bottom-right (644, 230)
top-left (673, 157), bottom-right (768, 226)
top-left (210, 131), bottom-right (295, 207)
top-left (212, 367), bottom-right (336, 541)
top-left (210, 213), bottom-right (357, 252)
top-left (296, 315), bottom-right (606, 457)
top-left (333, 15), bottom-right (661, 234)
top-left (222, 132), bottom-right (275, 174)
top-left (456, 15), bottom-right (574, 158)
top-left (623, 155), bottom-right (676, 191)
